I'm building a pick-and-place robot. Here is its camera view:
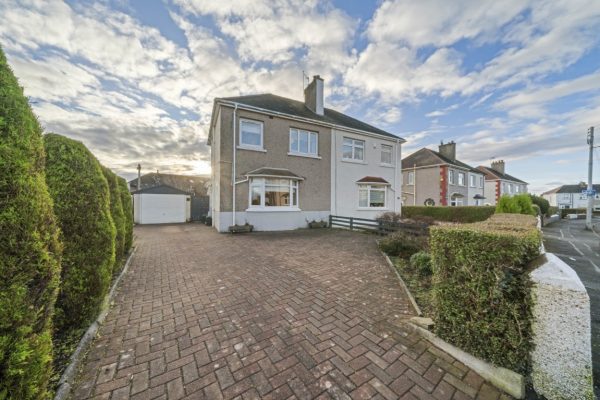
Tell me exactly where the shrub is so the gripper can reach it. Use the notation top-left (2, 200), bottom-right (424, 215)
top-left (378, 231), bottom-right (428, 258)
top-left (531, 204), bottom-right (541, 217)
top-left (0, 47), bottom-right (62, 400)
top-left (496, 194), bottom-right (536, 216)
top-left (548, 206), bottom-right (559, 216)
top-left (375, 211), bottom-right (402, 224)
top-left (117, 177), bottom-right (133, 253)
top-left (44, 133), bottom-right (116, 333)
top-left (529, 194), bottom-right (549, 216)
top-left (430, 214), bottom-right (541, 373)
top-left (402, 206), bottom-right (495, 223)
top-left (410, 251), bottom-right (432, 277)
top-left (102, 166), bottom-right (125, 265)
top-left (560, 208), bottom-right (586, 218)
top-left (205, 216), bottom-right (212, 226)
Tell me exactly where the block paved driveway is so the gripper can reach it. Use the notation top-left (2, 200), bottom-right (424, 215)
top-left (72, 224), bottom-right (509, 400)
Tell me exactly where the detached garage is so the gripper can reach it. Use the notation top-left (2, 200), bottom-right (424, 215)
top-left (133, 185), bottom-right (191, 224)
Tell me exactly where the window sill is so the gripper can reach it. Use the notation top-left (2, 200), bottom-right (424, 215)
top-left (341, 158), bottom-right (367, 165)
top-left (288, 152), bottom-right (321, 159)
top-left (357, 207), bottom-right (388, 211)
top-left (237, 146), bottom-right (266, 152)
top-left (246, 207), bottom-right (301, 212)
top-left (379, 163), bottom-right (394, 168)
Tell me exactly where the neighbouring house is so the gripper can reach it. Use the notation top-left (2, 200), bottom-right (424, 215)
top-left (129, 172), bottom-right (210, 222)
top-left (207, 75), bottom-right (405, 232)
top-left (132, 184), bottom-right (191, 224)
top-left (477, 161), bottom-right (528, 205)
top-left (542, 183), bottom-right (600, 210)
top-left (401, 141), bottom-right (486, 206)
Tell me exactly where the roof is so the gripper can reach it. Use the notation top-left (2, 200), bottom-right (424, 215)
top-left (129, 173), bottom-right (209, 195)
top-left (132, 184), bottom-right (190, 195)
top-left (356, 176), bottom-right (390, 184)
top-left (477, 166), bottom-right (527, 184)
top-left (401, 148), bottom-right (480, 173)
top-left (244, 167), bottom-right (304, 180)
top-left (542, 184), bottom-right (600, 195)
top-left (218, 94), bottom-right (402, 140)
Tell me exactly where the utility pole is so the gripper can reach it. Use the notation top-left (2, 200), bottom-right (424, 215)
top-left (586, 126), bottom-right (594, 230)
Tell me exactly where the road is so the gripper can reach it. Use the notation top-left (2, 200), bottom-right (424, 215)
top-left (542, 217), bottom-right (600, 395)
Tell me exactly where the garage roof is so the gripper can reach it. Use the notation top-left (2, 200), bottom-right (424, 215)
top-left (131, 184), bottom-right (190, 195)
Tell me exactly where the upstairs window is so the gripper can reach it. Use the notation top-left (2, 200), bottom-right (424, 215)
top-left (380, 144), bottom-right (393, 165)
top-left (479, 176), bottom-right (484, 188)
top-left (343, 138), bottom-right (365, 161)
top-left (470, 175), bottom-right (476, 187)
top-left (407, 171), bottom-right (415, 185)
top-left (458, 172), bottom-right (465, 186)
top-left (289, 128), bottom-right (318, 156)
top-left (449, 170), bottom-right (455, 185)
top-left (239, 119), bottom-right (263, 149)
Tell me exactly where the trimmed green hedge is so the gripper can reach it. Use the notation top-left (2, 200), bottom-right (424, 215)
top-left (117, 177), bottom-right (133, 253)
top-left (529, 194), bottom-right (549, 216)
top-left (496, 194), bottom-right (536, 215)
top-left (44, 133), bottom-right (116, 332)
top-left (102, 166), bottom-right (125, 265)
top-left (402, 206), bottom-right (495, 223)
top-left (0, 47), bottom-right (62, 400)
top-left (430, 214), bottom-right (541, 373)
top-left (560, 208), bottom-right (586, 218)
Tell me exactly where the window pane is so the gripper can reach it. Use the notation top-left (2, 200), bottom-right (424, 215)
top-left (309, 133), bottom-right (317, 154)
top-left (355, 140), bottom-right (364, 149)
top-left (299, 131), bottom-right (309, 153)
top-left (290, 129), bottom-right (298, 152)
top-left (241, 121), bottom-right (261, 146)
top-left (354, 146), bottom-right (364, 160)
top-left (343, 144), bottom-right (353, 159)
top-left (251, 186), bottom-right (262, 206)
top-left (292, 186), bottom-right (298, 206)
top-left (343, 137), bottom-right (353, 146)
top-left (369, 189), bottom-right (385, 207)
top-left (265, 185), bottom-right (290, 206)
top-left (359, 187), bottom-right (368, 207)
top-left (381, 145), bottom-right (392, 164)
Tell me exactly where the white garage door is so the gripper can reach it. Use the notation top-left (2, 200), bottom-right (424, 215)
top-left (139, 194), bottom-right (187, 224)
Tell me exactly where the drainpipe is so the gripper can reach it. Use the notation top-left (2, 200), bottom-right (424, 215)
top-left (232, 103), bottom-right (238, 227)
top-left (137, 163), bottom-right (141, 191)
top-left (413, 163), bottom-right (416, 206)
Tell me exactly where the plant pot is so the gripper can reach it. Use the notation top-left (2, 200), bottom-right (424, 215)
top-left (228, 224), bottom-right (254, 233)
top-left (309, 221), bottom-right (327, 228)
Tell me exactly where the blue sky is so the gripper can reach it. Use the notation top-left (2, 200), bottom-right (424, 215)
top-left (1, 0), bottom-right (599, 193)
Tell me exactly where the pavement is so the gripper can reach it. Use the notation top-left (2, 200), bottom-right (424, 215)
top-left (542, 217), bottom-right (600, 396)
top-left (70, 224), bottom-right (509, 400)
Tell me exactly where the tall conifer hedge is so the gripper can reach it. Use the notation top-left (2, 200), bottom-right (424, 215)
top-left (43, 134), bottom-right (116, 332)
top-left (0, 47), bottom-right (62, 399)
top-left (117, 177), bottom-right (133, 253)
top-left (102, 166), bottom-right (125, 265)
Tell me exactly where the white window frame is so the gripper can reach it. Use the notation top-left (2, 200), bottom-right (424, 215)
top-left (248, 177), bottom-right (299, 210)
top-left (470, 175), bottom-right (476, 187)
top-left (358, 184), bottom-right (387, 209)
top-left (380, 144), bottom-right (393, 165)
top-left (449, 170), bottom-right (455, 185)
top-left (407, 171), bottom-right (415, 186)
top-left (479, 176), bottom-right (484, 188)
top-left (342, 137), bottom-right (365, 162)
top-left (239, 119), bottom-right (264, 151)
top-left (289, 128), bottom-right (318, 157)
top-left (458, 172), bottom-right (465, 187)
top-left (450, 197), bottom-right (464, 206)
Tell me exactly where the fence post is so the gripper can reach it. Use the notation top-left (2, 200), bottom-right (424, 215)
top-left (349, 217), bottom-right (354, 231)
top-left (329, 214), bottom-right (332, 228)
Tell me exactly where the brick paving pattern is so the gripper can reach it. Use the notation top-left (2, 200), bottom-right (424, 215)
top-left (71, 224), bottom-right (511, 400)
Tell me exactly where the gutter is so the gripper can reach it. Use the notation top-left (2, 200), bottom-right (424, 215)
top-left (232, 103), bottom-right (238, 226)
top-left (216, 99), bottom-right (406, 144)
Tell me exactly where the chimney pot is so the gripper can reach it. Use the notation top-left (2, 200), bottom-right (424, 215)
top-left (491, 160), bottom-right (505, 174)
top-left (304, 75), bottom-right (324, 116)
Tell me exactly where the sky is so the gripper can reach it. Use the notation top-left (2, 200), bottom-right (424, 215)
top-left (1, 0), bottom-right (599, 193)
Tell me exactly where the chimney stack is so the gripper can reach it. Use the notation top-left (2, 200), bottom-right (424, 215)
top-left (304, 75), bottom-right (324, 115)
top-left (491, 160), bottom-right (505, 174)
top-left (438, 140), bottom-right (456, 162)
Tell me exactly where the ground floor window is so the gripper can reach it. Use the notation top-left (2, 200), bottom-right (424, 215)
top-left (450, 194), bottom-right (464, 206)
top-left (358, 184), bottom-right (386, 208)
top-left (249, 178), bottom-right (298, 209)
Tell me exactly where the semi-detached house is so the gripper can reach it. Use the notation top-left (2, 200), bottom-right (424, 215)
top-left (207, 76), bottom-right (405, 232)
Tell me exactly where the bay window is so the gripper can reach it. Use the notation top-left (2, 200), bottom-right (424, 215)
top-left (343, 137), bottom-right (365, 161)
top-left (249, 178), bottom-right (299, 209)
top-left (358, 184), bottom-right (386, 208)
